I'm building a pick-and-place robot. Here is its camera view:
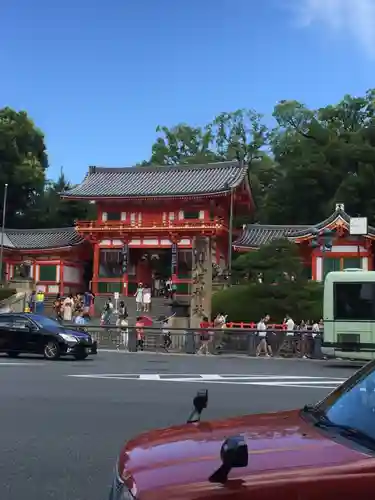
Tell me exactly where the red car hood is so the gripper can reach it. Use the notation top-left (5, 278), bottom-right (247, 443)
top-left (119, 409), bottom-right (374, 499)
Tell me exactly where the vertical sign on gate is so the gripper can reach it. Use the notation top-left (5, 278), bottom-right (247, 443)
top-left (121, 244), bottom-right (129, 274)
top-left (171, 243), bottom-right (177, 276)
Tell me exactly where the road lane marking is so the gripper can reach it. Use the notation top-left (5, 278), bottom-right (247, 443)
top-left (0, 362), bottom-right (44, 366)
top-left (67, 373), bottom-right (347, 389)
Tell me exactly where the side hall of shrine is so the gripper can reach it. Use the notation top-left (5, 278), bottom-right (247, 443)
top-left (233, 205), bottom-right (375, 281)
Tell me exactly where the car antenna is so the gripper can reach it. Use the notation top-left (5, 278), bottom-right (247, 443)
top-left (187, 390), bottom-right (208, 423)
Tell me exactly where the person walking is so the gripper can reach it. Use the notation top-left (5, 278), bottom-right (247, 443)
top-left (143, 284), bottom-right (151, 312)
top-left (134, 282), bottom-right (144, 312)
top-left (256, 315), bottom-right (272, 357)
top-left (83, 289), bottom-right (95, 319)
top-left (35, 289), bottom-right (45, 314)
top-left (101, 297), bottom-right (113, 325)
top-left (63, 294), bottom-right (74, 321)
top-left (198, 316), bottom-right (212, 355)
top-left (116, 300), bottom-right (129, 350)
top-left (135, 316), bottom-right (145, 351)
top-left (283, 314), bottom-right (296, 353)
top-left (53, 294), bottom-right (63, 322)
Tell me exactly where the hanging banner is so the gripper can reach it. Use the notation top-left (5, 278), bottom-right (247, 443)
top-left (121, 244), bottom-right (129, 274)
top-left (171, 243), bottom-right (178, 276)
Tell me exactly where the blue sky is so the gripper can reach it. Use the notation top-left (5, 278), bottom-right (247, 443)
top-left (1, 0), bottom-right (375, 183)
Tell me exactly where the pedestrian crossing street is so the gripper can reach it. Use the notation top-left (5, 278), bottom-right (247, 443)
top-left (67, 373), bottom-right (347, 389)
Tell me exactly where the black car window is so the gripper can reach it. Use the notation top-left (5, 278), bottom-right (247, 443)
top-left (11, 318), bottom-right (31, 330)
top-left (0, 316), bottom-right (12, 328)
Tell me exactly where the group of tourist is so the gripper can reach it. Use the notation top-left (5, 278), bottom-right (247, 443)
top-left (256, 314), bottom-right (324, 358)
top-left (133, 279), bottom-right (177, 312)
top-left (52, 291), bottom-right (95, 324)
top-left (197, 312), bottom-right (228, 355)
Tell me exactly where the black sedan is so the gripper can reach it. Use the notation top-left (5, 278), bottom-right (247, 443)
top-left (0, 313), bottom-right (97, 360)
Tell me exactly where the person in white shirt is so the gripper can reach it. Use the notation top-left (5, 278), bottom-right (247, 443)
top-left (312, 321), bottom-right (320, 337)
top-left (284, 315), bottom-right (295, 336)
top-left (256, 315), bottom-right (272, 357)
top-left (282, 314), bottom-right (296, 354)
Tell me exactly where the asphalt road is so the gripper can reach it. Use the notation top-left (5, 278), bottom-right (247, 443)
top-left (0, 352), bottom-right (361, 500)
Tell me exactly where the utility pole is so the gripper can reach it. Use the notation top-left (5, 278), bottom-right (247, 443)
top-left (0, 183), bottom-right (9, 285)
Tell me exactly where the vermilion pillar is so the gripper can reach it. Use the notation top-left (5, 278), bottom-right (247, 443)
top-left (92, 242), bottom-right (99, 294)
top-left (59, 260), bottom-right (64, 295)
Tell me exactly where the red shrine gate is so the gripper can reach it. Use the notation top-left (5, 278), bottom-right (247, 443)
top-left (62, 161), bottom-right (254, 295)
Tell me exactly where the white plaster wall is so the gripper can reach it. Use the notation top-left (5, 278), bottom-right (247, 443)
top-left (63, 265), bottom-right (81, 284)
top-left (316, 257), bottom-right (323, 281)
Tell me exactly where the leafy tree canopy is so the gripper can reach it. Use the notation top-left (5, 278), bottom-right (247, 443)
top-left (0, 107), bottom-right (95, 229)
top-left (233, 239), bottom-right (304, 284)
top-left (0, 107), bottom-right (48, 227)
top-left (4, 88), bottom-right (375, 230)
top-left (142, 89), bottom-right (375, 226)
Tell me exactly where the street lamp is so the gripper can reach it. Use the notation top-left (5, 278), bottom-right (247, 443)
top-left (0, 183), bottom-right (8, 285)
top-left (224, 176), bottom-right (236, 284)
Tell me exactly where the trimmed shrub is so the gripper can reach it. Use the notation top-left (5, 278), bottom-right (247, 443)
top-left (212, 281), bottom-right (323, 324)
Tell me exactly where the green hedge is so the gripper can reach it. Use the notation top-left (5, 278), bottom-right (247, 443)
top-left (0, 288), bottom-right (17, 302)
top-left (212, 282), bottom-right (323, 324)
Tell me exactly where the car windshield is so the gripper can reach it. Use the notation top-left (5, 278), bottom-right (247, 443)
top-left (32, 315), bottom-right (62, 329)
top-left (313, 360), bottom-right (375, 442)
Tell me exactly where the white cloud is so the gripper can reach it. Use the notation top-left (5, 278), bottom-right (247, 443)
top-left (291, 0), bottom-right (375, 57)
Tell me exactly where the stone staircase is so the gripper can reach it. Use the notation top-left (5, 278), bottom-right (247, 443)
top-left (44, 295), bottom-right (56, 316)
top-left (93, 295), bottom-right (173, 324)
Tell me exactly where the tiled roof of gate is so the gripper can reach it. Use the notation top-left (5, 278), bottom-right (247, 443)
top-left (233, 224), bottom-right (310, 248)
top-left (2, 227), bottom-right (84, 249)
top-left (61, 161), bottom-right (247, 198)
top-left (233, 207), bottom-right (375, 249)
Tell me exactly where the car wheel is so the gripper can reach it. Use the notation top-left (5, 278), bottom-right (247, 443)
top-left (7, 351), bottom-right (20, 358)
top-left (44, 341), bottom-right (61, 360)
top-left (74, 353), bottom-right (88, 361)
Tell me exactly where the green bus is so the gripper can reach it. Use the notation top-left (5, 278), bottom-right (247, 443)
top-left (323, 269), bottom-right (375, 360)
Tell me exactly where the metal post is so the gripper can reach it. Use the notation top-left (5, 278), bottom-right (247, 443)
top-left (228, 187), bottom-right (234, 284)
top-left (0, 183), bottom-right (8, 285)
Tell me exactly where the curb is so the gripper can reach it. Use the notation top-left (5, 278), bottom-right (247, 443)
top-left (97, 349), bottom-right (347, 363)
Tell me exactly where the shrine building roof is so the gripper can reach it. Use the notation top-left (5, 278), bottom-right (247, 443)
top-left (61, 161), bottom-right (248, 199)
top-left (233, 207), bottom-right (375, 249)
top-left (1, 227), bottom-right (84, 250)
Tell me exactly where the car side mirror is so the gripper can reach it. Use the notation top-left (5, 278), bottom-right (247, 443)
top-left (187, 389), bottom-right (208, 423)
top-left (209, 436), bottom-right (248, 484)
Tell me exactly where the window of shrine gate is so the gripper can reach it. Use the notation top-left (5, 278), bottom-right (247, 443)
top-left (99, 249), bottom-right (122, 278)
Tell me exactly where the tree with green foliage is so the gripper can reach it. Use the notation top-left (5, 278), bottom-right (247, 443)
top-left (143, 109), bottom-right (270, 224)
top-left (263, 90), bottom-right (375, 225)
top-left (25, 169), bottom-right (96, 229)
top-left (146, 109), bottom-right (268, 167)
top-left (214, 238), bottom-right (322, 323)
top-left (212, 281), bottom-right (323, 323)
top-left (0, 107), bottom-right (48, 227)
top-left (233, 239), bottom-right (304, 283)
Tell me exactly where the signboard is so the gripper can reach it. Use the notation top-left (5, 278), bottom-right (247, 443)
top-left (171, 243), bottom-right (178, 276)
top-left (114, 292), bottom-right (119, 300)
top-left (121, 244), bottom-right (129, 274)
top-left (350, 217), bottom-right (368, 236)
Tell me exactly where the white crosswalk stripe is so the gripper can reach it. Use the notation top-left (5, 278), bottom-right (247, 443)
top-left (67, 373), bottom-right (347, 389)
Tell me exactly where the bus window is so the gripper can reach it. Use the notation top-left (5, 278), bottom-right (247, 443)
top-left (334, 282), bottom-right (375, 320)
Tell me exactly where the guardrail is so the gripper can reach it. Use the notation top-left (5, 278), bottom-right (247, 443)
top-left (63, 324), bottom-right (324, 359)
top-left (226, 322), bottom-right (287, 330)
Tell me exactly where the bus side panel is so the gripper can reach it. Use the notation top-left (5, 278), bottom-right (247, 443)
top-left (333, 321), bottom-right (374, 361)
